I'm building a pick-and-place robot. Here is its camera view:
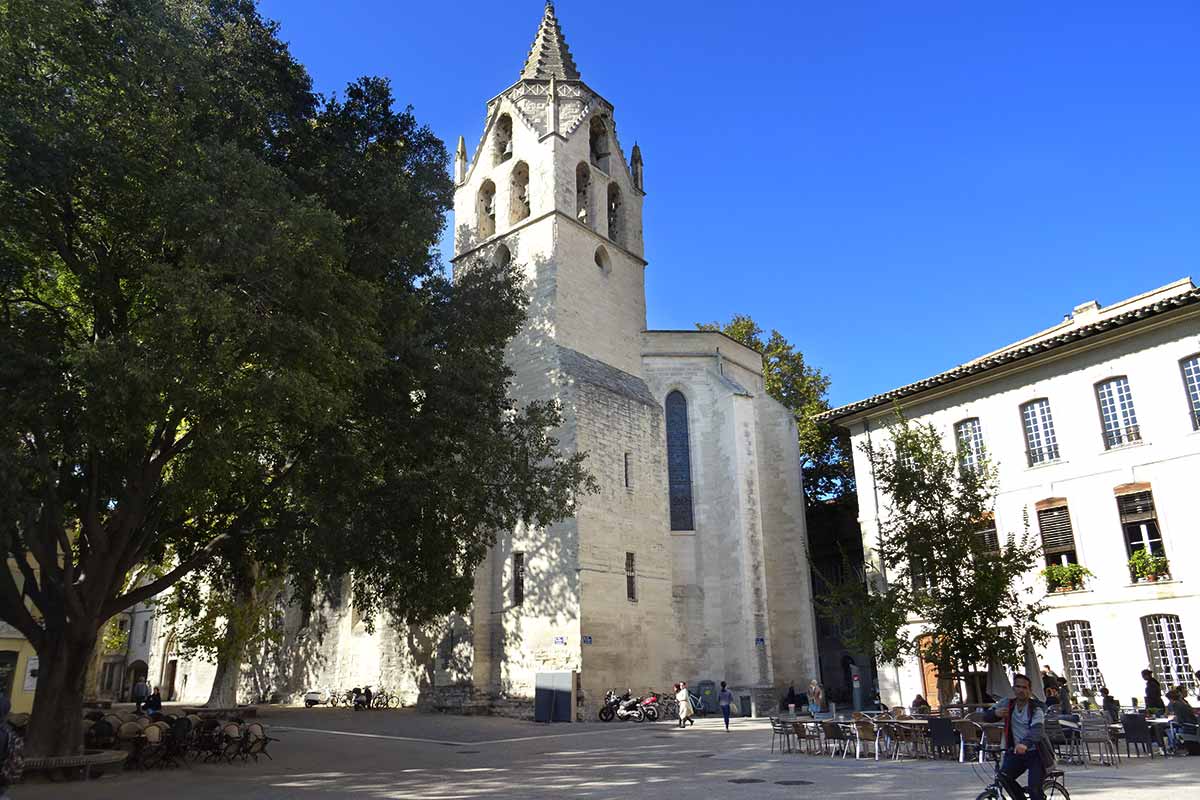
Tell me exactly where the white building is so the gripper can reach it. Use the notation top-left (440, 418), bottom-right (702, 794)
top-left (822, 277), bottom-right (1200, 709)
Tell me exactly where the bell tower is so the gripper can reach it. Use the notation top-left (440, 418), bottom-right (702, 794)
top-left (452, 0), bottom-right (648, 377)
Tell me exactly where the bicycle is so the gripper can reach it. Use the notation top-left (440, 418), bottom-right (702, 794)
top-left (973, 746), bottom-right (1070, 800)
top-left (372, 688), bottom-right (400, 709)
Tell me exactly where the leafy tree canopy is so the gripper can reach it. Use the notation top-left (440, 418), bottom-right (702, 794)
top-left (696, 315), bottom-right (854, 506)
top-left (1, 0), bottom-right (591, 754)
top-left (821, 413), bottom-right (1046, 690)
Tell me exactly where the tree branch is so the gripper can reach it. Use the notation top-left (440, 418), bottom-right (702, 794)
top-left (101, 532), bottom-right (231, 620)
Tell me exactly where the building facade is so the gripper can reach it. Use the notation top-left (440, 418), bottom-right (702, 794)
top-left (823, 278), bottom-right (1200, 709)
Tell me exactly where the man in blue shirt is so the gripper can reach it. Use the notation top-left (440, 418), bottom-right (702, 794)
top-left (718, 681), bottom-right (734, 730)
top-left (983, 673), bottom-right (1054, 800)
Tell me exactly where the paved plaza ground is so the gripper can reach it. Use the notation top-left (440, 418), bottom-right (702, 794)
top-left (18, 707), bottom-right (1200, 799)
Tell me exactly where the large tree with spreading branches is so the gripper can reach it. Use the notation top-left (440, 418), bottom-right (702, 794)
top-left (0, 0), bottom-right (592, 755)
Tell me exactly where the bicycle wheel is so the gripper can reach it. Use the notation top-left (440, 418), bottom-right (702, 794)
top-left (1042, 780), bottom-right (1070, 800)
top-left (330, 692), bottom-right (341, 707)
top-left (975, 789), bottom-right (1001, 800)
top-left (387, 693), bottom-right (401, 709)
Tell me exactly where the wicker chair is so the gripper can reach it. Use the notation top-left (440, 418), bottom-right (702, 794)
top-left (954, 719), bottom-right (984, 762)
top-left (852, 718), bottom-right (880, 760)
top-left (821, 720), bottom-right (852, 758)
top-left (242, 722), bottom-right (279, 762)
top-left (792, 720), bottom-right (823, 755)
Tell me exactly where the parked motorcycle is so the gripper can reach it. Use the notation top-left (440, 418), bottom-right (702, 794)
top-left (639, 691), bottom-right (661, 722)
top-left (597, 689), bottom-right (644, 722)
top-left (302, 688), bottom-right (335, 708)
top-left (351, 686), bottom-right (375, 710)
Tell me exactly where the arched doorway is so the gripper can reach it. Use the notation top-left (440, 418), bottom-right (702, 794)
top-left (124, 659), bottom-right (148, 702)
top-left (159, 635), bottom-right (178, 701)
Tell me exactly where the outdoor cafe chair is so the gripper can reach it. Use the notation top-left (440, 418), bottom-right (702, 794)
top-left (852, 718), bottom-right (881, 760)
top-left (792, 720), bottom-right (823, 755)
top-left (926, 717), bottom-right (959, 760)
top-left (1043, 716), bottom-right (1076, 763)
top-left (1080, 711), bottom-right (1119, 767)
top-left (1121, 715), bottom-right (1159, 759)
top-left (769, 717), bottom-right (793, 754)
top-left (953, 719), bottom-right (984, 762)
top-left (821, 720), bottom-right (852, 758)
top-left (242, 722), bottom-right (279, 762)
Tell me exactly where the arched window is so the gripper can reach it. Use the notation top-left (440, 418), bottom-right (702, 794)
top-left (509, 161), bottom-right (530, 225)
top-left (477, 180), bottom-right (496, 238)
top-left (593, 245), bottom-right (610, 274)
top-left (589, 116), bottom-right (609, 171)
top-left (1141, 614), bottom-right (1196, 691)
top-left (493, 243), bottom-right (511, 269)
top-left (607, 182), bottom-right (623, 245)
top-left (494, 113), bottom-right (513, 165)
top-left (665, 390), bottom-right (694, 531)
top-left (575, 162), bottom-right (591, 226)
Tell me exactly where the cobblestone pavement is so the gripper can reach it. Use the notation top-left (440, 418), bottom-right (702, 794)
top-left (19, 708), bottom-right (1200, 799)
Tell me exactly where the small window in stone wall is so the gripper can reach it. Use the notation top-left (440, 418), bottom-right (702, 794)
top-left (513, 551), bottom-right (525, 606)
top-left (623, 452), bottom-right (633, 489)
top-left (625, 552), bottom-right (637, 602)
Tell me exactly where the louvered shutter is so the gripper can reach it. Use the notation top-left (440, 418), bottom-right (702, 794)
top-left (1117, 491), bottom-right (1156, 523)
top-left (1037, 507), bottom-right (1075, 555)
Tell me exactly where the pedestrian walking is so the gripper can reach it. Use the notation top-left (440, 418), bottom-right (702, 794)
top-left (807, 678), bottom-right (823, 716)
top-left (675, 683), bottom-right (694, 728)
top-left (132, 677), bottom-right (149, 712)
top-left (718, 681), bottom-right (733, 730)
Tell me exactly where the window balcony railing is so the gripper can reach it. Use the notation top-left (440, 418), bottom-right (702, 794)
top-left (1026, 446), bottom-right (1059, 467)
top-left (1103, 424), bottom-right (1141, 450)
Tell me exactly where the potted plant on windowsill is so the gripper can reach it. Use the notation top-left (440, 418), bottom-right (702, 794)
top-left (1128, 549), bottom-right (1170, 583)
top-left (1041, 563), bottom-right (1094, 593)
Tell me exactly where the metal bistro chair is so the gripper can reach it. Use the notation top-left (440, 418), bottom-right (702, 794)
top-left (1043, 716), bottom-right (1077, 764)
top-left (852, 718), bottom-right (881, 760)
top-left (821, 720), bottom-right (852, 758)
top-left (769, 717), bottom-right (794, 754)
top-left (1121, 715), bottom-right (1159, 759)
top-left (1080, 711), bottom-right (1119, 767)
top-left (953, 719), bottom-right (985, 763)
top-left (926, 717), bottom-right (959, 760)
top-left (792, 720), bottom-right (823, 755)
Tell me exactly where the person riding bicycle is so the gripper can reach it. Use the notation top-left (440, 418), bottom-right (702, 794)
top-left (982, 673), bottom-right (1055, 800)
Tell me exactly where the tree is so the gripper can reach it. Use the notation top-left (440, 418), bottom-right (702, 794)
top-left (696, 315), bottom-right (855, 506)
top-left (0, 0), bottom-right (592, 755)
top-left (826, 413), bottom-right (1046, 697)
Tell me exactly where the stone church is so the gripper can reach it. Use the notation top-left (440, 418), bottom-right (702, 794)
top-left (143, 2), bottom-right (820, 718)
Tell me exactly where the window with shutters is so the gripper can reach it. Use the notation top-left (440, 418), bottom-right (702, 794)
top-left (1095, 376), bottom-right (1141, 449)
top-left (1117, 490), bottom-right (1166, 580)
top-left (1181, 354), bottom-right (1200, 430)
top-left (955, 418), bottom-right (985, 473)
top-left (625, 552), bottom-right (637, 602)
top-left (1021, 399), bottom-right (1060, 466)
top-left (512, 552), bottom-right (525, 607)
top-left (1037, 505), bottom-right (1077, 568)
top-left (976, 526), bottom-right (1000, 555)
top-left (1057, 621), bottom-right (1104, 692)
top-left (1141, 614), bottom-right (1197, 692)
top-left (665, 391), bottom-right (694, 531)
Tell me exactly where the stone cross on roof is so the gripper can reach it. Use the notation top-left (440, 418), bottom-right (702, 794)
top-left (520, 1), bottom-right (581, 81)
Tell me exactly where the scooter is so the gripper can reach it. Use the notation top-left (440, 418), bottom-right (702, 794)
top-left (302, 688), bottom-right (335, 708)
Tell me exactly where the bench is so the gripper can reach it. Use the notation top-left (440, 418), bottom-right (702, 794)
top-left (23, 749), bottom-right (129, 781)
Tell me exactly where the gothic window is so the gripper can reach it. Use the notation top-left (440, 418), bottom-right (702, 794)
top-left (509, 161), bottom-right (530, 224)
top-left (593, 245), bottom-right (610, 274)
top-left (665, 390), bottom-right (694, 531)
top-left (607, 182), bottom-right (623, 246)
top-left (493, 243), bottom-right (511, 269)
top-left (625, 552), bottom-right (637, 602)
top-left (589, 116), bottom-right (610, 171)
top-left (477, 180), bottom-right (496, 238)
top-left (575, 162), bottom-right (591, 226)
top-left (494, 113), bottom-right (513, 165)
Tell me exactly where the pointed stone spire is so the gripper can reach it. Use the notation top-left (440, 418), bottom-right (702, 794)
top-left (631, 142), bottom-right (644, 191)
top-left (520, 2), bottom-right (581, 81)
top-left (455, 135), bottom-right (467, 184)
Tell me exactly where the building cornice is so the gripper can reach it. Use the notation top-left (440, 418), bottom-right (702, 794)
top-left (821, 287), bottom-right (1200, 427)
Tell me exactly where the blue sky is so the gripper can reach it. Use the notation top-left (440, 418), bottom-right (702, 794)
top-left (259, 1), bottom-right (1200, 407)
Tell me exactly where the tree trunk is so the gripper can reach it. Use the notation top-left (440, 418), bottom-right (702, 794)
top-left (206, 557), bottom-right (259, 707)
top-left (25, 633), bottom-right (96, 757)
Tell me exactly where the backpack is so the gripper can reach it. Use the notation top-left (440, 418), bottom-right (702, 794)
top-left (0, 724), bottom-right (24, 785)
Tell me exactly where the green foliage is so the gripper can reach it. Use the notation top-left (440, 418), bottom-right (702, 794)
top-left (695, 315), bottom-right (855, 506)
top-left (101, 620), bottom-right (129, 655)
top-left (1128, 549), bottom-right (1169, 580)
top-left (851, 412), bottom-right (1046, 681)
top-left (1040, 562), bottom-right (1093, 591)
top-left (814, 547), bottom-right (910, 667)
top-left (0, 0), bottom-right (593, 752)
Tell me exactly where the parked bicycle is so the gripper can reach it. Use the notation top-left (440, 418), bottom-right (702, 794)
top-left (371, 688), bottom-right (400, 709)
